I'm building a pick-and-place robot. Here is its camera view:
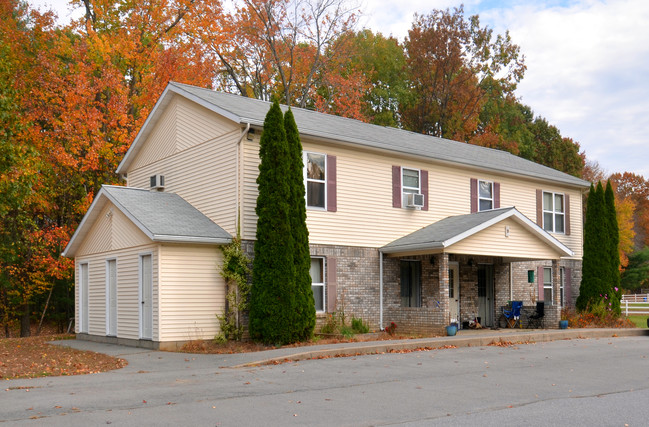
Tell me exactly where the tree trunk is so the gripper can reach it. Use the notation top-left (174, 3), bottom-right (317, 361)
top-left (20, 304), bottom-right (30, 337)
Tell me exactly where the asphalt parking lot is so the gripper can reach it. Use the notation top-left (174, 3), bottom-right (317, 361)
top-left (2, 329), bottom-right (648, 426)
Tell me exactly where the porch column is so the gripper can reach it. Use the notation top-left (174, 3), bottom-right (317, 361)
top-left (552, 259), bottom-right (561, 326)
top-left (438, 253), bottom-right (450, 325)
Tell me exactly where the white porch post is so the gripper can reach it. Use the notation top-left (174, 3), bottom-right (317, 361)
top-left (379, 251), bottom-right (384, 330)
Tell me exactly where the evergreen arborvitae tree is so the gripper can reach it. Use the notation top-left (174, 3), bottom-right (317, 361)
top-left (577, 182), bottom-right (608, 311)
top-left (604, 180), bottom-right (621, 314)
top-left (285, 108), bottom-right (316, 341)
top-left (249, 101), bottom-right (297, 345)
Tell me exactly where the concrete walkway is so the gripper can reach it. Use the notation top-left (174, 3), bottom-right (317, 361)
top-left (51, 327), bottom-right (648, 369)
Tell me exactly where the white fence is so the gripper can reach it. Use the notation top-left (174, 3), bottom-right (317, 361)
top-left (621, 294), bottom-right (649, 302)
top-left (622, 300), bottom-right (649, 316)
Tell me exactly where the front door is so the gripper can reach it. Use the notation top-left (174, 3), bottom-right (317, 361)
top-left (448, 262), bottom-right (460, 323)
top-left (106, 259), bottom-right (117, 336)
top-left (477, 264), bottom-right (494, 327)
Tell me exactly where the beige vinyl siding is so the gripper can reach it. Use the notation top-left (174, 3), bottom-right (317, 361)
top-left (75, 244), bottom-right (158, 340)
top-left (241, 137), bottom-right (583, 258)
top-left (158, 244), bottom-right (225, 342)
top-left (130, 96), bottom-right (238, 171)
top-left (126, 99), bottom-right (240, 236)
top-left (77, 204), bottom-right (150, 257)
top-left (448, 218), bottom-right (562, 259)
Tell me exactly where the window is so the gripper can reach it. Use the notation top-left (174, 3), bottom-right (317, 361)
top-left (400, 260), bottom-right (421, 307)
top-left (402, 167), bottom-right (420, 207)
top-left (543, 267), bottom-right (553, 305)
top-left (559, 267), bottom-right (566, 307)
top-left (478, 180), bottom-right (493, 211)
top-left (310, 257), bottom-right (325, 312)
top-left (304, 152), bottom-right (326, 209)
top-left (543, 192), bottom-right (565, 233)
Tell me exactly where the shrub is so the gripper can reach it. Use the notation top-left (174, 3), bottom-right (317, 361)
top-left (351, 317), bottom-right (369, 334)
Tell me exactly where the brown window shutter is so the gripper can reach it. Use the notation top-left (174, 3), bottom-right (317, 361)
top-left (564, 194), bottom-right (570, 235)
top-left (392, 166), bottom-right (401, 208)
top-left (494, 182), bottom-right (500, 209)
top-left (536, 189), bottom-right (543, 226)
top-left (326, 155), bottom-right (337, 212)
top-left (421, 169), bottom-right (429, 211)
top-left (537, 266), bottom-right (544, 301)
top-left (564, 267), bottom-right (572, 307)
top-left (470, 178), bottom-right (478, 213)
top-left (327, 258), bottom-right (337, 313)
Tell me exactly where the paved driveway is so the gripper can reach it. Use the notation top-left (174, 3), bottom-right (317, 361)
top-left (2, 334), bottom-right (649, 426)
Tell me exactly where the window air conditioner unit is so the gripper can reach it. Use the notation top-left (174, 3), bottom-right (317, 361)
top-left (150, 174), bottom-right (165, 190)
top-left (406, 193), bottom-right (425, 208)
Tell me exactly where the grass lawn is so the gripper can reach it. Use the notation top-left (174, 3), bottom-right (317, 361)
top-left (627, 315), bottom-right (649, 328)
top-left (0, 335), bottom-right (127, 380)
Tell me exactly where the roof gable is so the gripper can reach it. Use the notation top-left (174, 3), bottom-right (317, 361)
top-left (381, 207), bottom-right (573, 258)
top-left (63, 186), bottom-right (232, 257)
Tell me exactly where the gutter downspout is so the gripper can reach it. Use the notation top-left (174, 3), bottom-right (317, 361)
top-left (379, 250), bottom-right (384, 330)
top-left (510, 262), bottom-right (514, 301)
top-left (235, 123), bottom-right (251, 235)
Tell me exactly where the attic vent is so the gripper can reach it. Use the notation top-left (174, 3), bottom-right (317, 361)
top-left (150, 174), bottom-right (165, 190)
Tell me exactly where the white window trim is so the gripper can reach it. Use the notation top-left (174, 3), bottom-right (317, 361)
top-left (401, 167), bottom-right (421, 208)
top-left (543, 191), bottom-right (565, 234)
top-left (105, 258), bottom-right (117, 337)
top-left (311, 256), bottom-right (326, 313)
top-left (478, 180), bottom-right (494, 212)
top-left (303, 151), bottom-right (327, 210)
top-left (543, 267), bottom-right (553, 306)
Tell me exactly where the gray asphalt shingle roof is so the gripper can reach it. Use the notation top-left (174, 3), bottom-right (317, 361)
top-left (102, 186), bottom-right (231, 243)
top-left (381, 207), bottom-right (573, 257)
top-left (168, 82), bottom-right (590, 189)
top-left (62, 186), bottom-right (232, 257)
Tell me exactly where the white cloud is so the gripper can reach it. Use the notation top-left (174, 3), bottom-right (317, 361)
top-left (366, 0), bottom-right (649, 178)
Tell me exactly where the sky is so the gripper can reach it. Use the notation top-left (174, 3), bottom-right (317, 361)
top-left (28, 0), bottom-right (649, 179)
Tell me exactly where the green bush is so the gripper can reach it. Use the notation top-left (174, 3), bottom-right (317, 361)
top-left (351, 317), bottom-right (369, 334)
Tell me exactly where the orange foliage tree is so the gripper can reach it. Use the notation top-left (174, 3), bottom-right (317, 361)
top-left (402, 6), bottom-right (526, 140)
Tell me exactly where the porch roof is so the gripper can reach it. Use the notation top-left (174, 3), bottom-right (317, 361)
top-left (380, 207), bottom-right (573, 259)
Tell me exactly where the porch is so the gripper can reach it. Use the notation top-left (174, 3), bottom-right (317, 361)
top-left (378, 208), bottom-right (575, 333)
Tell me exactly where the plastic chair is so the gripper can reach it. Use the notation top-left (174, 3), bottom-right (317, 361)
top-left (528, 302), bottom-right (545, 329)
top-left (503, 301), bottom-right (523, 328)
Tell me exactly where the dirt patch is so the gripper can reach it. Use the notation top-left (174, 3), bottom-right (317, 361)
top-left (0, 335), bottom-right (127, 380)
top-left (180, 332), bottom-right (439, 354)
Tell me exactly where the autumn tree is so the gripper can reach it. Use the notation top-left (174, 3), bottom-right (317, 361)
top-left (336, 29), bottom-right (407, 126)
top-left (609, 172), bottom-right (649, 250)
top-left (402, 6), bottom-right (525, 140)
top-left (199, 0), bottom-right (360, 107)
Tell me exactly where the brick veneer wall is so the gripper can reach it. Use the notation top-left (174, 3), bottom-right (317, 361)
top-left (242, 240), bottom-right (583, 333)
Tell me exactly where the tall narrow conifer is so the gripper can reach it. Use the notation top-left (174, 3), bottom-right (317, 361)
top-left (604, 180), bottom-right (621, 314)
top-left (249, 101), bottom-right (296, 344)
top-left (577, 183), bottom-right (607, 311)
top-left (285, 108), bottom-right (316, 340)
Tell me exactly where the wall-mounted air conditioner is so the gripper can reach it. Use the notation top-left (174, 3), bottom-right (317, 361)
top-left (406, 193), bottom-right (425, 209)
top-left (150, 174), bottom-right (165, 190)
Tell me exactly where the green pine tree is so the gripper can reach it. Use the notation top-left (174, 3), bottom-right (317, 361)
top-left (604, 180), bottom-right (621, 314)
top-left (285, 108), bottom-right (316, 340)
top-left (248, 101), bottom-right (297, 345)
top-left (577, 183), bottom-right (608, 311)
